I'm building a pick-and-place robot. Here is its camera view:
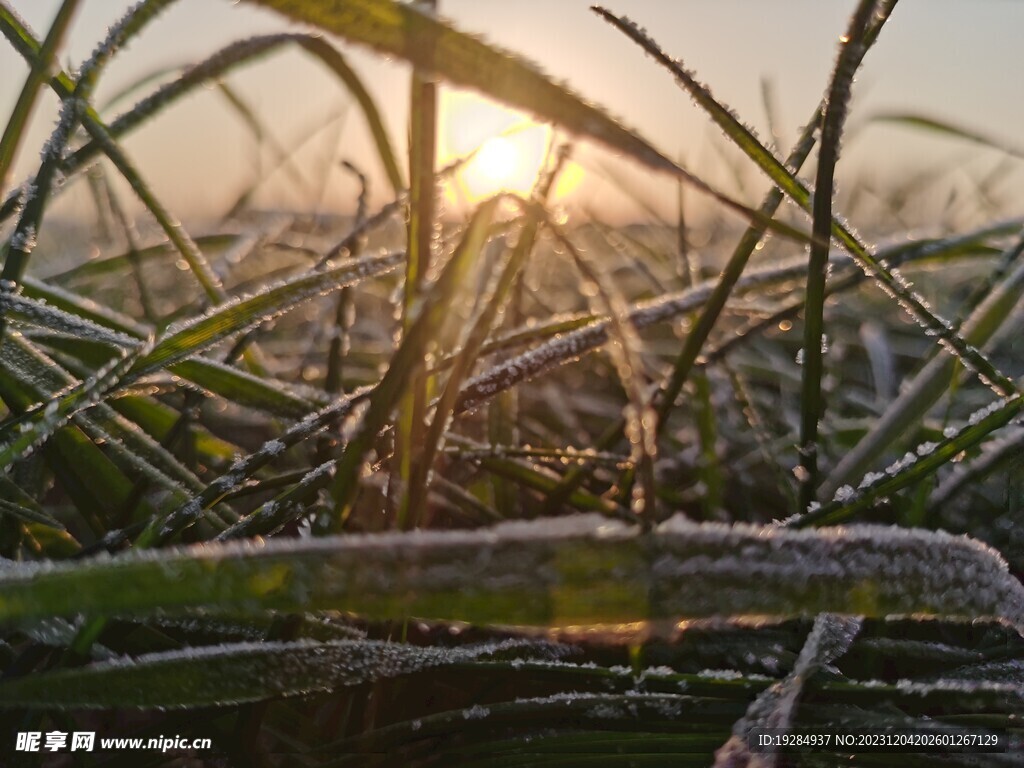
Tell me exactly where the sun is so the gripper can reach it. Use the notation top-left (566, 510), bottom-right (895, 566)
top-left (457, 128), bottom-right (548, 202)
top-left (440, 92), bottom-right (584, 208)
top-left (473, 136), bottom-right (520, 188)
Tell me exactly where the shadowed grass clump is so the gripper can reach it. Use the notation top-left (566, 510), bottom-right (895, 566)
top-left (0, 0), bottom-right (1022, 764)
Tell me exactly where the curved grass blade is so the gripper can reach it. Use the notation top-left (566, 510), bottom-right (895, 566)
top-left (871, 112), bottom-right (1024, 162)
top-left (0, 638), bottom-right (551, 710)
top-left (73, 0), bottom-right (179, 102)
top-left (2, 514), bottom-right (1023, 635)
top-left (129, 249), bottom-right (403, 377)
top-left (0, 30), bottom-right (403, 224)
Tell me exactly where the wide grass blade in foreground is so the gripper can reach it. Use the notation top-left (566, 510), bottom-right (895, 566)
top-left (1, 515), bottom-right (1021, 631)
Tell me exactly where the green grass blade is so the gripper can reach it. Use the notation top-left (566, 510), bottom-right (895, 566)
top-left (129, 250), bottom-right (402, 377)
top-left (0, 498), bottom-right (65, 531)
top-left (798, 0), bottom-right (881, 509)
top-left (139, 391), bottom-right (367, 546)
top-left (789, 393), bottom-right (1023, 527)
top-left (332, 202), bottom-right (499, 521)
top-left (218, 461), bottom-right (335, 540)
top-left (871, 112), bottom-right (1024, 162)
top-left (395, 5), bottom-right (440, 529)
top-left (0, 339), bottom-right (152, 471)
top-left (455, 257), bottom-right (813, 416)
top-left (0, 337), bottom-right (150, 523)
top-left (1, 515), bottom-right (1022, 632)
top-left (0, 0), bottom-right (79, 199)
top-left (0, 638), bottom-right (544, 709)
top-left (410, 208), bottom-right (532, 518)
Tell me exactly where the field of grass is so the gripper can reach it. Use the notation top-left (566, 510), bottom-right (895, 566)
top-left (0, 0), bottom-right (1023, 765)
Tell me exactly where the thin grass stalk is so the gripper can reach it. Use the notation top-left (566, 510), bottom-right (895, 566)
top-left (798, 0), bottom-right (879, 511)
top-left (411, 152), bottom-right (564, 519)
top-left (487, 145), bottom-right (566, 517)
top-left (102, 172), bottom-right (157, 322)
top-left (331, 202), bottom-right (496, 522)
top-left (324, 161), bottom-right (369, 396)
top-left (0, 6), bottom-right (228, 308)
top-left (315, 162), bottom-right (367, 467)
top-left (0, 0), bottom-right (79, 199)
top-left (656, 115), bottom-right (821, 431)
top-left (0, 97), bottom-right (81, 347)
top-left (408, 209), bottom-right (532, 516)
top-left (395, 0), bottom-right (439, 529)
top-left (547, 223), bottom-right (658, 524)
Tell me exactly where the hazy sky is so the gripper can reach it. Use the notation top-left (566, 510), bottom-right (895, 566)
top-left (2, 0), bottom-right (1022, 226)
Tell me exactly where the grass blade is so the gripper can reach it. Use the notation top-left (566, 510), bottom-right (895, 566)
top-left (871, 112), bottom-right (1024, 161)
top-left (0, 638), bottom-right (547, 709)
top-left (798, 0), bottom-right (881, 509)
top-left (1, 515), bottom-right (1022, 632)
top-left (0, 0), bottom-right (79, 199)
top-left (128, 250), bottom-right (402, 377)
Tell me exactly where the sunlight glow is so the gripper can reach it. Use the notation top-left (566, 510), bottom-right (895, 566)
top-left (472, 137), bottom-right (519, 189)
top-left (440, 91), bottom-right (584, 208)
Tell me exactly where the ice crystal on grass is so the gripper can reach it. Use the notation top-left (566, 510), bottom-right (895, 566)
top-left (462, 704), bottom-right (489, 720)
top-left (150, 391), bottom-right (367, 542)
top-left (8, 225), bottom-right (36, 252)
top-left (0, 293), bottom-right (139, 347)
top-left (457, 257), bottom-right (811, 412)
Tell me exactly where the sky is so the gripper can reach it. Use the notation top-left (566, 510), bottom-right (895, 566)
top-left (2, 0), bottom-right (1023, 227)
